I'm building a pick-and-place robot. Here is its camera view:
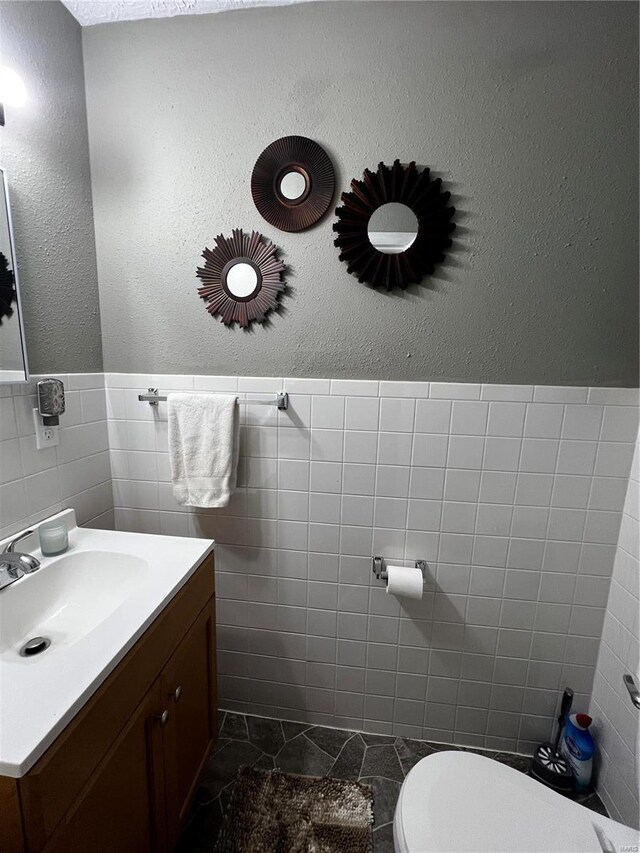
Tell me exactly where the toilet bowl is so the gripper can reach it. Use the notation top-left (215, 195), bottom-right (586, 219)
top-left (393, 751), bottom-right (639, 853)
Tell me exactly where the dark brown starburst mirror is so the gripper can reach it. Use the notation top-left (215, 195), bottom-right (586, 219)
top-left (251, 136), bottom-right (335, 232)
top-left (196, 229), bottom-right (285, 328)
top-left (333, 160), bottom-right (456, 291)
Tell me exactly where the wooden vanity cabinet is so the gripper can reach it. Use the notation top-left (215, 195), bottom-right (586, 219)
top-left (43, 682), bottom-right (166, 853)
top-left (162, 603), bottom-right (217, 850)
top-left (0, 553), bottom-right (217, 853)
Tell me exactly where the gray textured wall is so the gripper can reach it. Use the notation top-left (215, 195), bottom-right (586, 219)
top-left (83, 1), bottom-right (638, 385)
top-left (0, 1), bottom-right (103, 374)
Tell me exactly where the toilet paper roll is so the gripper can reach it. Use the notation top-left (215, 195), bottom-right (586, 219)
top-left (385, 565), bottom-right (423, 600)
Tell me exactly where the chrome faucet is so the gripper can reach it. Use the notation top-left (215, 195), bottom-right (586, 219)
top-left (0, 530), bottom-right (41, 591)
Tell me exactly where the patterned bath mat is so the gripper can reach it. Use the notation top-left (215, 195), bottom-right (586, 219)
top-left (214, 767), bottom-right (373, 853)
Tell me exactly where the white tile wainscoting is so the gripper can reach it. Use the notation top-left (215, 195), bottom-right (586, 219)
top-left (103, 374), bottom-right (638, 755)
top-left (0, 374), bottom-right (113, 539)
top-left (1, 373), bottom-right (637, 757)
top-left (590, 435), bottom-right (640, 828)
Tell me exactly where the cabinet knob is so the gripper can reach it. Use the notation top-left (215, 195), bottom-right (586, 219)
top-left (173, 685), bottom-right (182, 702)
top-left (156, 709), bottom-right (169, 726)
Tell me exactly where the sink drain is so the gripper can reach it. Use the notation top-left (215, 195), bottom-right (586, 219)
top-left (19, 636), bottom-right (51, 657)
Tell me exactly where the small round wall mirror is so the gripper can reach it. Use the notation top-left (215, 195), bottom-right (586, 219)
top-left (279, 170), bottom-right (308, 201)
top-left (223, 260), bottom-right (260, 300)
top-left (367, 202), bottom-right (419, 254)
top-left (197, 230), bottom-right (285, 328)
top-left (252, 136), bottom-right (335, 232)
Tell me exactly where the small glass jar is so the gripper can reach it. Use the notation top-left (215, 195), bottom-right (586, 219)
top-left (39, 522), bottom-right (69, 556)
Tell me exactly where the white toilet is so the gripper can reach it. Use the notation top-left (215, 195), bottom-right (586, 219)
top-left (393, 751), bottom-right (639, 853)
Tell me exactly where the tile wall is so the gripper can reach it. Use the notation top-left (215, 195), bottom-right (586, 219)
top-left (590, 434), bottom-right (639, 828)
top-left (104, 373), bottom-right (639, 754)
top-left (0, 374), bottom-right (113, 539)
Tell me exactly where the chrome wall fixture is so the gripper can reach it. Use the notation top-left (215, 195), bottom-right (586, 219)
top-left (372, 556), bottom-right (427, 582)
top-left (623, 674), bottom-right (640, 710)
top-left (137, 388), bottom-right (289, 410)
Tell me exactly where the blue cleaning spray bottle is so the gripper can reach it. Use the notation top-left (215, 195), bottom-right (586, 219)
top-left (560, 713), bottom-right (595, 793)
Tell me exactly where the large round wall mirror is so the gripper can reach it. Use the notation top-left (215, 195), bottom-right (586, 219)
top-left (251, 136), bottom-right (335, 232)
top-left (196, 230), bottom-right (285, 328)
top-left (367, 202), bottom-right (419, 254)
top-left (333, 160), bottom-right (456, 290)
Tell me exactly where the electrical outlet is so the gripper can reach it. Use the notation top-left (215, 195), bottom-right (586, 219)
top-left (32, 408), bottom-right (59, 450)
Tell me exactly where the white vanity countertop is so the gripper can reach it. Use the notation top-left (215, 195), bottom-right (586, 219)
top-left (0, 512), bottom-right (214, 777)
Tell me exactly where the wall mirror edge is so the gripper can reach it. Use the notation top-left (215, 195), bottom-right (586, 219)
top-left (0, 166), bottom-right (29, 384)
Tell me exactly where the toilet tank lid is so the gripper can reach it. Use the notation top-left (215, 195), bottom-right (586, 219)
top-left (396, 751), bottom-right (601, 853)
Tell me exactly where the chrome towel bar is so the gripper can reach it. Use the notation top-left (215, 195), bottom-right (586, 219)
top-left (138, 388), bottom-right (289, 410)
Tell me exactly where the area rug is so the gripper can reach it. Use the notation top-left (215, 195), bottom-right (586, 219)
top-left (214, 767), bottom-right (373, 853)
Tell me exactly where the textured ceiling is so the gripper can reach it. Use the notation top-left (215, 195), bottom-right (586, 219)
top-left (61, 0), bottom-right (316, 26)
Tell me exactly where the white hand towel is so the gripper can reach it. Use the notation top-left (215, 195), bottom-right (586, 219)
top-left (168, 393), bottom-right (239, 508)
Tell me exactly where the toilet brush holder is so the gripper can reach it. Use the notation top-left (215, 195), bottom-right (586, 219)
top-left (530, 687), bottom-right (574, 794)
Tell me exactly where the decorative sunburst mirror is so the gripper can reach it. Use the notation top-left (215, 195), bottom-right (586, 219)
top-left (333, 160), bottom-right (456, 291)
top-left (251, 136), bottom-right (335, 232)
top-left (196, 230), bottom-right (285, 328)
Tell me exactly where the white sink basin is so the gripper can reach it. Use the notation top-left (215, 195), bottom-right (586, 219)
top-left (0, 550), bottom-right (150, 658)
top-left (0, 510), bottom-right (214, 777)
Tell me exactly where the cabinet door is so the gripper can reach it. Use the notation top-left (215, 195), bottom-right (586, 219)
top-left (161, 599), bottom-right (217, 847)
top-left (43, 682), bottom-right (166, 853)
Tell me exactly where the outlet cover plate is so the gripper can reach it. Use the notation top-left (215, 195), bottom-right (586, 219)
top-left (32, 408), bottom-right (59, 450)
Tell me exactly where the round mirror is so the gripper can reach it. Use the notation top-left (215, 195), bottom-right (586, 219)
top-left (279, 170), bottom-right (307, 201)
top-left (225, 261), bottom-right (259, 298)
top-left (367, 202), bottom-right (419, 254)
top-left (197, 230), bottom-right (285, 328)
top-left (252, 136), bottom-right (335, 231)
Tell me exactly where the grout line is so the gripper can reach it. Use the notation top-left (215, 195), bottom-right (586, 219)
top-left (353, 735), bottom-right (366, 779)
top-left (359, 773), bottom-right (404, 785)
top-left (300, 731), bottom-right (343, 761)
top-left (330, 732), bottom-right (355, 767)
top-left (392, 741), bottom-right (407, 778)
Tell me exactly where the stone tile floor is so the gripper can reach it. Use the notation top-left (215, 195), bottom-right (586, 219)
top-left (177, 711), bottom-right (607, 853)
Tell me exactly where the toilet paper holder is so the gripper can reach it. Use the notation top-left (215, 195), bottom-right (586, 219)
top-left (372, 556), bottom-right (427, 582)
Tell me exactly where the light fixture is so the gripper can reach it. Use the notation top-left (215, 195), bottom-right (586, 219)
top-left (0, 66), bottom-right (27, 127)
